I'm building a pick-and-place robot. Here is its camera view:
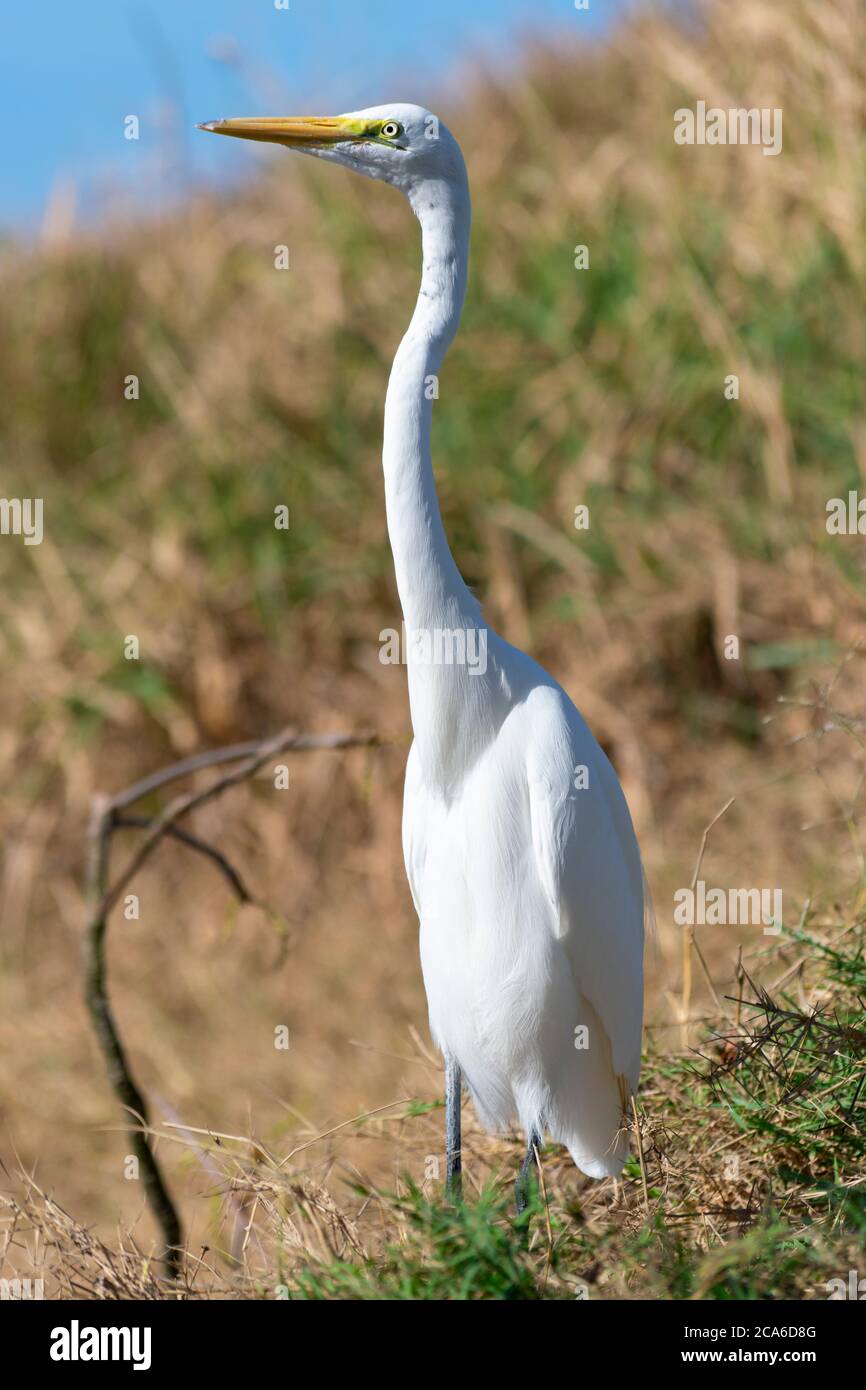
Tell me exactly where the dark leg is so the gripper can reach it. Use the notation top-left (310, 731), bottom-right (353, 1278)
top-left (445, 1054), bottom-right (462, 1203)
top-left (514, 1129), bottom-right (542, 1215)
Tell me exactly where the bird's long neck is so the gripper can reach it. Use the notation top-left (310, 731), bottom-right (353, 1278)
top-left (383, 174), bottom-right (510, 795)
top-left (382, 175), bottom-right (477, 633)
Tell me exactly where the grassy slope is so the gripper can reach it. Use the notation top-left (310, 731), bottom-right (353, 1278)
top-left (7, 911), bottom-right (866, 1299)
top-left (1, 0), bottom-right (865, 1297)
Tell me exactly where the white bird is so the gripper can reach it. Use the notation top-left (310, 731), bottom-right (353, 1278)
top-left (200, 105), bottom-right (646, 1208)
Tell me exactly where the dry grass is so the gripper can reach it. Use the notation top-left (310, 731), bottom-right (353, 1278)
top-left (1, 0), bottom-right (865, 1297)
top-left (4, 881), bottom-right (865, 1299)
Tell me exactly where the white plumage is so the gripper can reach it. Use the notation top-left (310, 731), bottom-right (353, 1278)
top-left (405, 668), bottom-right (644, 1177)
top-left (201, 102), bottom-right (646, 1185)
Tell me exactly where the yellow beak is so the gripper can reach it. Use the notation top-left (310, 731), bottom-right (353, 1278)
top-left (196, 116), bottom-right (364, 148)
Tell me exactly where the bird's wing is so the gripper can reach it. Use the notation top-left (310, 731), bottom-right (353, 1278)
top-left (401, 740), bottom-right (425, 920)
top-left (526, 688), bottom-right (645, 1089)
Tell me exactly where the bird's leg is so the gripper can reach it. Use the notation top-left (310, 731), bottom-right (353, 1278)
top-left (445, 1054), bottom-right (462, 1203)
top-left (514, 1129), bottom-right (542, 1216)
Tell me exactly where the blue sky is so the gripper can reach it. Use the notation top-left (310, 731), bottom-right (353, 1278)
top-left (0, 0), bottom-right (626, 230)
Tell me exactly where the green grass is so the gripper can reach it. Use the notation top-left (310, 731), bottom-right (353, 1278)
top-left (275, 913), bottom-right (866, 1301)
top-left (289, 1187), bottom-right (552, 1301)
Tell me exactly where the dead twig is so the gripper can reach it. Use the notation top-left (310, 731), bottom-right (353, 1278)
top-left (681, 797), bottom-right (735, 1043)
top-left (83, 727), bottom-right (382, 1279)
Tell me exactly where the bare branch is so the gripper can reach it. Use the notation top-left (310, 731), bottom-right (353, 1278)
top-left (113, 815), bottom-right (254, 904)
top-left (84, 795), bottom-right (183, 1281)
top-left (83, 726), bottom-right (383, 1278)
top-left (99, 728), bottom-right (380, 920)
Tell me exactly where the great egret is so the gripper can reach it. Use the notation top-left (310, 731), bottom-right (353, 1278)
top-left (199, 105), bottom-right (646, 1208)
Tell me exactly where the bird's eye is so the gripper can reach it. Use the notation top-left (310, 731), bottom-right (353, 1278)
top-left (380, 121), bottom-right (402, 141)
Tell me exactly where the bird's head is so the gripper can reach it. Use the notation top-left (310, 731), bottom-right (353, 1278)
top-left (197, 102), bottom-right (466, 199)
